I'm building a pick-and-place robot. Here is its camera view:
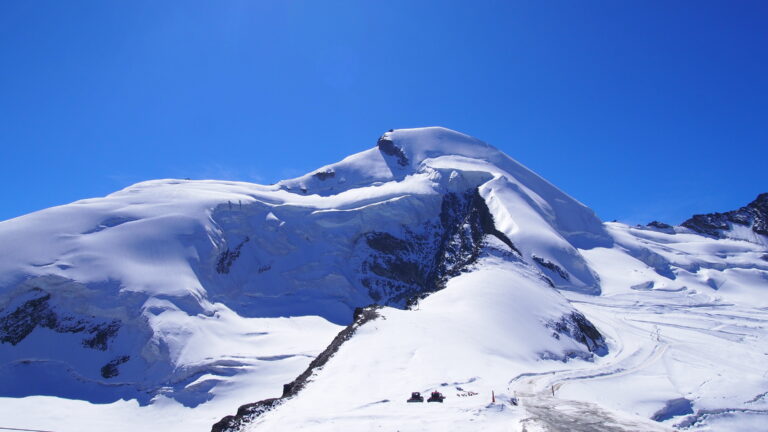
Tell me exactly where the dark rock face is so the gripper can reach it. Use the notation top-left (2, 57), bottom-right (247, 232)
top-left (212, 399), bottom-right (281, 432)
top-left (750, 193), bottom-right (768, 235)
top-left (0, 287), bottom-right (121, 351)
top-left (682, 193), bottom-right (768, 238)
top-left (0, 289), bottom-right (56, 345)
top-left (376, 135), bottom-right (409, 166)
top-left (358, 188), bottom-right (519, 306)
top-left (216, 237), bottom-right (250, 274)
top-left (682, 214), bottom-right (730, 237)
top-left (83, 321), bottom-right (122, 351)
top-left (361, 227), bottom-right (434, 304)
top-left (647, 221), bottom-right (673, 230)
top-left (211, 306), bottom-right (382, 432)
top-left (312, 169), bottom-right (335, 181)
top-left (547, 311), bottom-right (608, 357)
top-left (101, 355), bottom-right (130, 378)
top-left (532, 255), bottom-right (570, 281)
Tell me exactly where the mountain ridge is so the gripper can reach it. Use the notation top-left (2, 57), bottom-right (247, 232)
top-left (682, 192), bottom-right (768, 241)
top-left (0, 127), bottom-right (766, 432)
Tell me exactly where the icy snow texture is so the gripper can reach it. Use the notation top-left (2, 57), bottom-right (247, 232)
top-left (0, 127), bottom-right (766, 431)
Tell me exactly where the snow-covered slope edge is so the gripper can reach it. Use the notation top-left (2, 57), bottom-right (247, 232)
top-left (214, 238), bottom-right (611, 432)
top-left (0, 127), bottom-right (612, 431)
top-left (681, 192), bottom-right (768, 245)
top-left (216, 192), bottom-right (768, 432)
top-left (211, 306), bottom-right (383, 432)
top-left (2, 127), bottom-right (765, 432)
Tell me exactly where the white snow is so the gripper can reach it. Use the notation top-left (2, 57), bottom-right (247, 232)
top-left (0, 127), bottom-right (766, 431)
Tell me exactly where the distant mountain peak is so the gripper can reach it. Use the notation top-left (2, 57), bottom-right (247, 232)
top-left (681, 192), bottom-right (768, 241)
top-left (381, 127), bottom-right (498, 166)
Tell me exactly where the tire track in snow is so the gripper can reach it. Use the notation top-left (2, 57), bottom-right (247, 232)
top-left (508, 300), bottom-right (678, 431)
top-left (520, 398), bottom-right (673, 432)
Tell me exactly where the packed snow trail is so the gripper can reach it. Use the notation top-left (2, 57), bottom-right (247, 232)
top-left (509, 313), bottom-right (673, 431)
top-left (520, 397), bottom-right (672, 432)
top-left (531, 290), bottom-right (768, 430)
top-left (508, 306), bottom-right (671, 397)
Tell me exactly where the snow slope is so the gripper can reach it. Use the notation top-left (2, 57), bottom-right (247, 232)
top-left (235, 245), bottom-right (655, 432)
top-left (231, 222), bottom-right (768, 432)
top-left (0, 127), bottom-right (766, 432)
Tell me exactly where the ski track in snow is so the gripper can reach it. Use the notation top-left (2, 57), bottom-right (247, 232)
top-left (509, 295), bottom-right (768, 431)
top-left (508, 300), bottom-right (675, 431)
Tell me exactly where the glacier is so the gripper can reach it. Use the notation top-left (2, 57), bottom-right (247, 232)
top-left (0, 127), bottom-right (766, 432)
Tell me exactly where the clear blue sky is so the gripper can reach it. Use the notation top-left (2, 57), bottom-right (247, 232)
top-left (1, 1), bottom-right (766, 224)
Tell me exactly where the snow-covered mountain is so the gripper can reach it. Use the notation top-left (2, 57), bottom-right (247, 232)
top-left (0, 127), bottom-right (766, 432)
top-left (680, 192), bottom-right (768, 245)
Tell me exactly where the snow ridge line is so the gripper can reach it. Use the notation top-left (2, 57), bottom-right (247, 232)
top-left (210, 306), bottom-right (382, 432)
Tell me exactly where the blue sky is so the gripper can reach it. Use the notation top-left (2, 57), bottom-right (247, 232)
top-left (1, 1), bottom-right (766, 224)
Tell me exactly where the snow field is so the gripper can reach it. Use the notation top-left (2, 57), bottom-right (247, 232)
top-left (0, 127), bottom-right (766, 431)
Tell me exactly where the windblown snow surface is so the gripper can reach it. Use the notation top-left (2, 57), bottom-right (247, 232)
top-left (0, 127), bottom-right (766, 432)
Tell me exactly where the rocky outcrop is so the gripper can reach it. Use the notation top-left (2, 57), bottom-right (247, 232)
top-left (532, 255), bottom-right (570, 281)
top-left (377, 134), bottom-right (409, 166)
top-left (546, 311), bottom-right (608, 357)
top-left (216, 237), bottom-right (250, 274)
top-left (100, 355), bottom-right (130, 378)
top-left (211, 306), bottom-right (382, 432)
top-left (682, 193), bottom-right (768, 238)
top-left (312, 169), bottom-right (335, 181)
top-left (647, 221), bottom-right (673, 230)
top-left (0, 287), bottom-right (121, 351)
top-left (358, 188), bottom-right (519, 307)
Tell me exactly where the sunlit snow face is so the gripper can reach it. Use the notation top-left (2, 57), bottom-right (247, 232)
top-left (1, 128), bottom-right (766, 432)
